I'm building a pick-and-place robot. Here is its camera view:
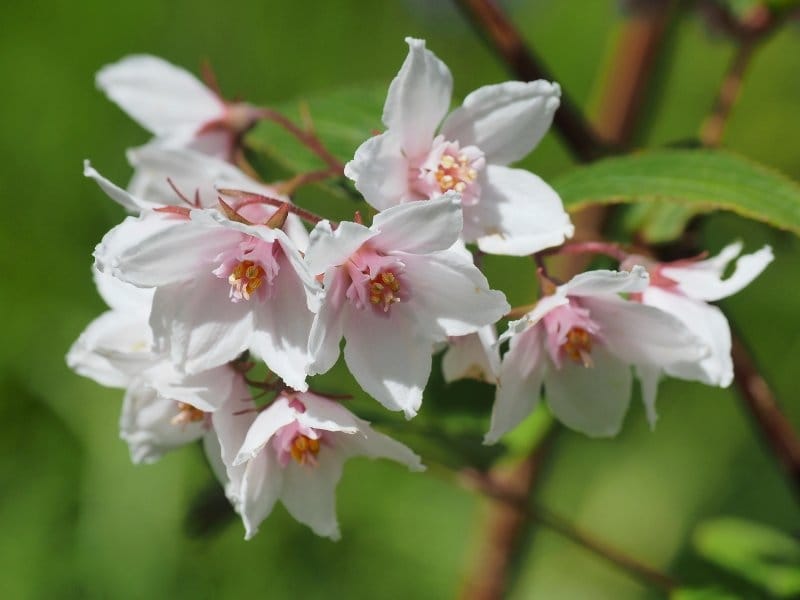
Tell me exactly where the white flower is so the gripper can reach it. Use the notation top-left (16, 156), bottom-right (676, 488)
top-left (96, 55), bottom-right (259, 159)
top-left (345, 37), bottom-right (573, 256)
top-left (93, 201), bottom-right (320, 390)
top-left (487, 267), bottom-right (709, 442)
top-left (441, 325), bottom-right (500, 384)
top-left (633, 242), bottom-right (773, 387)
top-left (305, 194), bottom-right (509, 417)
top-left (222, 391), bottom-right (424, 540)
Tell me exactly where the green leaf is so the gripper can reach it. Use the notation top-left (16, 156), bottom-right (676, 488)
top-left (552, 149), bottom-right (800, 236)
top-left (670, 587), bottom-right (742, 600)
top-left (693, 517), bottom-right (800, 597)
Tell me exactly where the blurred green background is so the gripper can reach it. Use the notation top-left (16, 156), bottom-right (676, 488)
top-left (1, 1), bottom-right (799, 598)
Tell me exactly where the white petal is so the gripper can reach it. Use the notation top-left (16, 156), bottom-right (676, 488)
top-left (545, 345), bottom-right (632, 437)
top-left (486, 326), bottom-right (546, 444)
top-left (240, 449), bottom-right (284, 540)
top-left (150, 364), bottom-right (238, 413)
top-left (344, 132), bottom-right (413, 210)
top-left (643, 288), bottom-right (733, 387)
top-left (401, 251), bottom-right (509, 338)
top-left (150, 278), bottom-right (254, 374)
top-left (440, 80), bottom-right (560, 166)
top-left (337, 422), bottom-right (425, 471)
top-left (497, 293), bottom-right (570, 345)
top-left (635, 364), bottom-right (661, 429)
top-left (97, 55), bottom-right (223, 139)
top-left (383, 38), bottom-right (453, 160)
top-left (343, 309), bottom-right (432, 418)
top-left (92, 267), bottom-right (153, 314)
top-left (84, 160), bottom-right (148, 212)
top-left (371, 192), bottom-right (463, 254)
top-left (664, 244), bottom-right (774, 302)
top-left (234, 397), bottom-right (298, 464)
top-left (295, 393), bottom-right (361, 434)
top-left (281, 451), bottom-right (345, 540)
top-left (305, 220), bottom-right (377, 276)
top-left (469, 166), bottom-right (573, 255)
top-left (211, 390), bottom-right (258, 503)
top-left (308, 269), bottom-right (348, 376)
top-left (561, 265), bottom-right (649, 297)
top-left (442, 325), bottom-right (500, 384)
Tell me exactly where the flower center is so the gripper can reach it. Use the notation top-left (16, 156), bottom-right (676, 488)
top-left (170, 402), bottom-right (206, 426)
top-left (561, 327), bottom-right (593, 367)
top-left (369, 270), bottom-right (401, 312)
top-left (435, 152), bottom-right (478, 194)
top-left (228, 259), bottom-right (266, 301)
top-left (289, 434), bottom-right (321, 465)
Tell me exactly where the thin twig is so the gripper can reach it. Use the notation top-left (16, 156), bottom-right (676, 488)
top-left (732, 334), bottom-right (800, 498)
top-left (452, 0), bottom-right (609, 162)
top-left (257, 108), bottom-right (344, 172)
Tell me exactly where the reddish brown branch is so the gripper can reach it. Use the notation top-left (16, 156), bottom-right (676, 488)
top-left (257, 108), bottom-right (344, 172)
top-left (732, 335), bottom-right (800, 497)
top-left (452, 0), bottom-right (609, 162)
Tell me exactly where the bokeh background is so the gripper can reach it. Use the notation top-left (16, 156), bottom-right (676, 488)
top-left (1, 1), bottom-right (799, 598)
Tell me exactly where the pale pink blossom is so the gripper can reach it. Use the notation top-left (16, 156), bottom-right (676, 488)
top-left (631, 242), bottom-right (773, 388)
top-left (487, 267), bottom-right (709, 441)
top-left (305, 194), bottom-right (509, 417)
top-left (220, 392), bottom-right (423, 540)
top-left (345, 37), bottom-right (573, 256)
top-left (441, 326), bottom-right (500, 384)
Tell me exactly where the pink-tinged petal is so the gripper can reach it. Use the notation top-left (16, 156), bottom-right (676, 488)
top-left (664, 244), bottom-right (774, 302)
top-left (211, 389), bottom-right (257, 502)
top-left (383, 37), bottom-right (453, 160)
top-left (276, 236), bottom-right (322, 313)
top-left (635, 364), bottom-right (661, 429)
top-left (119, 381), bottom-right (207, 464)
top-left (84, 160), bottom-right (148, 212)
top-left (343, 310), bottom-right (432, 418)
top-left (468, 166), bottom-right (573, 255)
top-left (337, 424), bottom-right (425, 471)
top-left (150, 278), bottom-right (254, 374)
top-left (96, 55), bottom-right (223, 139)
top-left (251, 255), bottom-right (316, 391)
top-left (305, 220), bottom-right (378, 276)
top-left (561, 265), bottom-right (649, 298)
top-left (582, 295), bottom-right (708, 368)
top-left (643, 288), bottom-right (733, 386)
top-left (371, 193), bottom-right (463, 254)
top-left (234, 397), bottom-right (298, 464)
top-left (440, 80), bottom-right (560, 166)
top-left (66, 310), bottom-right (155, 388)
top-left (486, 326), bottom-right (546, 444)
top-left (401, 251), bottom-right (509, 338)
top-left (309, 269), bottom-right (349, 375)
top-left (344, 132), bottom-right (413, 210)
top-left (94, 212), bottom-right (238, 288)
top-left (442, 325), bottom-right (500, 384)
top-left (294, 393), bottom-right (361, 434)
top-left (240, 449), bottom-right (284, 540)
top-left (281, 450), bottom-right (345, 540)
top-left (497, 294), bottom-right (570, 345)
top-left (151, 364), bottom-right (237, 413)
top-left (544, 345), bottom-right (632, 437)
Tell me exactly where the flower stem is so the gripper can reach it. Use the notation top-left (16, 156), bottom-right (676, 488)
top-left (256, 107), bottom-right (345, 172)
top-left (217, 189), bottom-right (326, 226)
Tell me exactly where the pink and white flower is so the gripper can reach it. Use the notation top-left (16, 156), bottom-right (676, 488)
top-left (93, 198), bottom-right (320, 390)
top-left (345, 37), bottom-right (573, 256)
top-left (486, 267), bottom-right (710, 441)
top-left (96, 54), bottom-right (259, 159)
top-left (305, 194), bottom-right (509, 417)
top-left (630, 242), bottom-right (773, 388)
top-left (221, 391), bottom-right (424, 540)
top-left (441, 325), bottom-right (500, 384)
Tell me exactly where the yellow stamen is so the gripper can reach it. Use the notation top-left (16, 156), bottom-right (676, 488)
top-left (290, 434), bottom-right (321, 465)
top-left (561, 327), bottom-right (593, 367)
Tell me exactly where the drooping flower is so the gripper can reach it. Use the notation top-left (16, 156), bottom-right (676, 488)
top-left (486, 267), bottom-right (709, 442)
top-left (96, 55), bottom-right (260, 159)
top-left (220, 391), bottom-right (423, 540)
top-left (92, 190), bottom-right (321, 390)
top-left (305, 194), bottom-right (509, 417)
top-left (629, 242), bottom-right (773, 388)
top-left (345, 37), bottom-right (573, 256)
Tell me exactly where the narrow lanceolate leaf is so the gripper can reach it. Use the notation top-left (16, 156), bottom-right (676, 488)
top-left (552, 149), bottom-right (800, 236)
top-left (246, 85), bottom-right (386, 175)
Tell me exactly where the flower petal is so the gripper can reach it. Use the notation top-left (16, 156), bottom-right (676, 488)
top-left (440, 80), bottom-right (560, 166)
top-left (371, 192), bottom-right (463, 254)
top-left (468, 166), bottom-right (573, 255)
top-left (280, 451), bottom-right (345, 540)
top-left (561, 265), bottom-right (649, 297)
top-left (343, 309), bottom-right (432, 418)
top-left (635, 364), bottom-right (661, 429)
top-left (337, 423), bottom-right (425, 471)
top-left (295, 393), bottom-right (361, 434)
top-left (383, 37), bottom-right (453, 160)
top-left (545, 345), bottom-right (632, 437)
top-left (84, 160), bottom-right (147, 212)
top-left (344, 132), bottom-right (413, 210)
top-left (442, 325), bottom-right (500, 384)
top-left (96, 54), bottom-right (223, 140)
top-left (234, 397), bottom-right (298, 464)
top-left (305, 220), bottom-right (377, 276)
top-left (486, 326), bottom-right (546, 443)
top-left (240, 449), bottom-right (284, 540)
top-left (309, 269), bottom-right (349, 375)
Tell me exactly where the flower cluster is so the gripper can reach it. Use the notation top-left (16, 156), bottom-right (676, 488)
top-left (69, 38), bottom-right (772, 539)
